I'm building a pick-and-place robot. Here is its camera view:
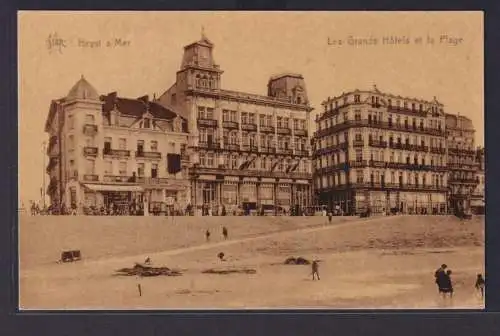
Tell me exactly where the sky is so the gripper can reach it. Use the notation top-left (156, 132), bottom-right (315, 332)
top-left (18, 11), bottom-right (484, 206)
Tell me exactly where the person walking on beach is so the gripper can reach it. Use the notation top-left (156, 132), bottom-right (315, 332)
top-left (312, 260), bottom-right (320, 281)
top-left (205, 229), bottom-right (211, 242)
top-left (475, 273), bottom-right (485, 299)
top-left (328, 212), bottom-right (333, 223)
top-left (222, 226), bottom-right (228, 240)
top-left (434, 264), bottom-right (448, 293)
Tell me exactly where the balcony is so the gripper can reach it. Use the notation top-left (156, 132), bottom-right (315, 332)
top-left (103, 149), bottom-right (131, 158)
top-left (197, 118), bottom-right (218, 128)
top-left (222, 121), bottom-right (239, 129)
top-left (83, 124), bottom-right (98, 135)
top-left (224, 143), bottom-right (240, 151)
top-left (430, 147), bottom-right (446, 154)
top-left (276, 148), bottom-right (293, 155)
top-left (447, 162), bottom-right (479, 171)
top-left (353, 140), bottom-right (364, 147)
top-left (83, 174), bottom-right (99, 181)
top-left (241, 123), bottom-right (257, 132)
top-left (103, 175), bottom-right (134, 183)
top-left (294, 129), bottom-right (308, 137)
top-left (198, 142), bottom-right (221, 150)
top-left (241, 145), bottom-right (259, 152)
top-left (449, 177), bottom-right (478, 184)
top-left (294, 149), bottom-right (309, 156)
top-left (368, 139), bottom-right (387, 148)
top-left (349, 160), bottom-right (368, 168)
top-left (83, 146), bottom-right (98, 157)
top-left (369, 160), bottom-right (387, 168)
top-left (135, 151), bottom-right (162, 159)
top-left (136, 177), bottom-right (173, 185)
top-left (277, 127), bottom-right (291, 135)
top-left (261, 147), bottom-right (276, 154)
top-left (260, 125), bottom-right (275, 133)
top-left (190, 166), bottom-right (311, 180)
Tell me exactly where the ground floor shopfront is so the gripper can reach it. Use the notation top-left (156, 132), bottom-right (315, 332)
top-left (190, 174), bottom-right (313, 214)
top-left (316, 188), bottom-right (448, 215)
top-left (65, 179), bottom-right (190, 215)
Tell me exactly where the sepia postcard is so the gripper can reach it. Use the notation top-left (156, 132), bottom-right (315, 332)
top-left (18, 11), bottom-right (484, 310)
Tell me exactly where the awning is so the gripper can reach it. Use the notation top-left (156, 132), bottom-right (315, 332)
top-left (83, 184), bottom-right (144, 192)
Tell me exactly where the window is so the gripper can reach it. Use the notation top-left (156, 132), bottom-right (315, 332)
top-left (67, 114), bottom-right (74, 129)
top-left (150, 140), bottom-right (158, 152)
top-left (104, 137), bottom-right (112, 154)
top-left (260, 114), bottom-right (266, 126)
top-left (207, 153), bottom-right (214, 167)
top-left (230, 111), bottom-right (237, 122)
top-left (241, 112), bottom-right (248, 124)
top-left (277, 117), bottom-right (282, 128)
top-left (248, 113), bottom-right (255, 125)
top-left (223, 110), bottom-right (229, 121)
top-left (293, 119), bottom-right (299, 130)
top-left (151, 163), bottom-right (158, 178)
top-left (343, 112), bottom-right (348, 121)
top-left (388, 99), bottom-right (392, 107)
top-left (354, 111), bottom-right (361, 121)
top-left (119, 162), bottom-right (127, 176)
top-left (266, 115), bottom-right (272, 126)
top-left (356, 170), bottom-right (364, 183)
top-left (354, 94), bottom-right (360, 103)
top-left (104, 161), bottom-right (113, 175)
top-left (199, 153), bottom-right (206, 166)
top-left (206, 108), bottom-right (214, 119)
top-left (355, 149), bottom-right (363, 162)
top-left (119, 138), bottom-right (126, 150)
top-left (137, 140), bottom-right (144, 153)
top-left (85, 114), bottom-right (95, 124)
top-left (143, 118), bottom-right (151, 129)
top-left (137, 163), bottom-right (145, 177)
top-left (231, 155), bottom-right (237, 169)
top-left (197, 106), bottom-right (205, 119)
top-left (85, 136), bottom-right (93, 147)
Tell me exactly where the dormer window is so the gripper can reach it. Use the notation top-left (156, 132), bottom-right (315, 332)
top-left (143, 118), bottom-right (151, 129)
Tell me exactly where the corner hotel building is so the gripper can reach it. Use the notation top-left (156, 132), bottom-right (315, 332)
top-left (157, 34), bottom-right (313, 212)
top-left (312, 86), bottom-right (449, 215)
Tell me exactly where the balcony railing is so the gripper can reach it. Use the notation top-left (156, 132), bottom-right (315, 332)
top-left (83, 124), bottom-right (98, 135)
top-left (103, 175), bottom-right (134, 183)
top-left (260, 125), bottom-right (275, 133)
top-left (135, 151), bottom-right (162, 159)
top-left (277, 127), bottom-right (291, 135)
top-left (198, 142), bottom-right (221, 149)
top-left (447, 162), bottom-right (479, 171)
top-left (294, 129), bottom-right (308, 137)
top-left (261, 147), bottom-right (276, 154)
top-left (353, 140), bottom-right (364, 147)
top-left (222, 121), bottom-right (239, 129)
top-left (368, 139), bottom-right (387, 148)
top-left (449, 177), bottom-right (479, 184)
top-left (137, 177), bottom-right (173, 185)
top-left (190, 166), bottom-right (311, 180)
top-left (276, 148), bottom-right (293, 155)
top-left (315, 119), bottom-right (446, 138)
top-left (224, 143), bottom-right (240, 151)
top-left (241, 145), bottom-right (259, 152)
top-left (295, 149), bottom-right (309, 156)
top-left (103, 149), bottom-right (131, 158)
top-left (83, 174), bottom-right (99, 181)
top-left (197, 118), bottom-right (218, 128)
top-left (83, 146), bottom-right (98, 156)
top-left (430, 147), bottom-right (446, 154)
top-left (322, 182), bottom-right (448, 192)
top-left (241, 123), bottom-right (257, 132)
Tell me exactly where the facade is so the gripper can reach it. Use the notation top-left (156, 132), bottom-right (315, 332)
top-left (45, 76), bottom-right (191, 215)
top-left (471, 147), bottom-right (485, 214)
top-left (156, 34), bottom-right (314, 214)
top-left (445, 113), bottom-right (479, 214)
top-left (313, 86), bottom-right (448, 215)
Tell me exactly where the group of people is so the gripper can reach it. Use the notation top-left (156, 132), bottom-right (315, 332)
top-left (205, 226), bottom-right (229, 242)
top-left (434, 264), bottom-right (485, 299)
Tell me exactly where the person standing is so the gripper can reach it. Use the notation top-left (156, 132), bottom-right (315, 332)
top-left (475, 273), bottom-right (485, 299)
top-left (222, 226), bottom-right (228, 240)
top-left (434, 264), bottom-right (448, 293)
top-left (312, 260), bottom-right (320, 281)
top-left (205, 229), bottom-right (211, 242)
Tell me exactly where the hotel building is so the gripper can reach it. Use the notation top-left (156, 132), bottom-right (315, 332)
top-left (45, 76), bottom-right (191, 214)
top-left (312, 86), bottom-right (448, 215)
top-left (156, 34), bottom-right (314, 213)
top-left (444, 113), bottom-right (480, 214)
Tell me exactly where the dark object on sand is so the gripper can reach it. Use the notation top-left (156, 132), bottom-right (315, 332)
top-left (218, 252), bottom-right (225, 261)
top-left (116, 263), bottom-right (182, 277)
top-left (60, 250), bottom-right (82, 263)
top-left (359, 208), bottom-right (371, 218)
top-left (202, 267), bottom-right (256, 275)
top-left (284, 257), bottom-right (311, 265)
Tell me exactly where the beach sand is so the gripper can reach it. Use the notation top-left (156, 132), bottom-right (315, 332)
top-left (19, 215), bottom-right (484, 309)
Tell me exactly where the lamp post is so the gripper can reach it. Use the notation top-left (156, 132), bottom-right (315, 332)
top-left (42, 140), bottom-right (47, 209)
